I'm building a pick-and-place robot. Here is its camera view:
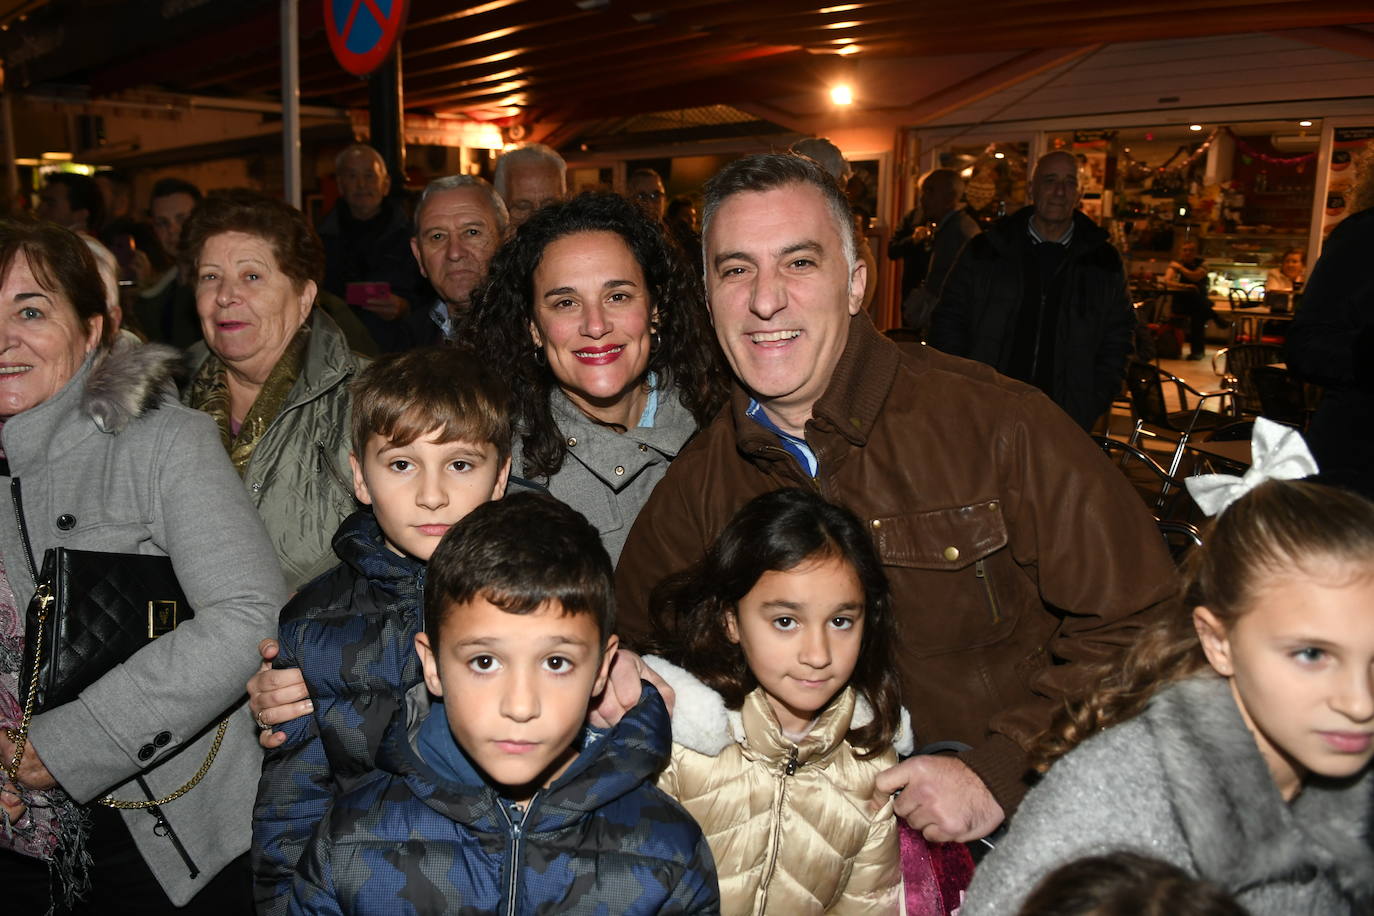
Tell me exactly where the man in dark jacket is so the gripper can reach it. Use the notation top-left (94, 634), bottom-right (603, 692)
top-left (318, 144), bottom-right (427, 352)
top-left (930, 151), bottom-right (1135, 430)
top-left (611, 153), bottom-right (1177, 845)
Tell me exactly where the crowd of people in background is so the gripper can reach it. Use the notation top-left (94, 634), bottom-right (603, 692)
top-left (0, 136), bottom-right (1370, 916)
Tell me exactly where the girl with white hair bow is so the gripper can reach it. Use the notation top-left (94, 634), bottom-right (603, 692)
top-left (960, 419), bottom-right (1374, 915)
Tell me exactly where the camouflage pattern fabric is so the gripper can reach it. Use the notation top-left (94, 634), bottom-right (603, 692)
top-left (253, 509), bottom-right (428, 916)
top-left (289, 686), bottom-right (720, 915)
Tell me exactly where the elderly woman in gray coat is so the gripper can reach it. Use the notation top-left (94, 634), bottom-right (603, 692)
top-left (0, 220), bottom-right (286, 912)
top-left (467, 192), bottom-right (729, 562)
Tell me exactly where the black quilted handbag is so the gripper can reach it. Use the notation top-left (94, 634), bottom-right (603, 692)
top-left (21, 547), bottom-right (193, 713)
top-left (4, 480), bottom-right (230, 810)
top-left (8, 478), bottom-right (193, 715)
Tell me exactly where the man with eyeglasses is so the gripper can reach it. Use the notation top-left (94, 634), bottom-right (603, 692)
top-left (628, 168), bottom-right (667, 223)
top-left (931, 150), bottom-right (1135, 431)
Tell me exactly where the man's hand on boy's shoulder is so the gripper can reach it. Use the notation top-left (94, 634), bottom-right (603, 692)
top-left (589, 649), bottom-right (675, 729)
top-left (249, 637), bottom-right (314, 749)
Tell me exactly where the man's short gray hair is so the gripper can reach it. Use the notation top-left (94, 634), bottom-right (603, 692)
top-left (790, 138), bottom-right (851, 183)
top-left (415, 175), bottom-right (509, 236)
top-left (493, 144), bottom-right (567, 198)
top-left (702, 153), bottom-right (857, 270)
top-left (334, 143), bottom-right (386, 173)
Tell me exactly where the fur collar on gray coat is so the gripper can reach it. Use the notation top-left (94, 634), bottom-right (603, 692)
top-left (81, 332), bottom-right (183, 434)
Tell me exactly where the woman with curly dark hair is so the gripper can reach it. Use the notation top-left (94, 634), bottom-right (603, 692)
top-left (467, 191), bottom-right (729, 561)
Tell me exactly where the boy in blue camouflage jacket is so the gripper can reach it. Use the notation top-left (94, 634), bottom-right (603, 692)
top-left (252, 348), bottom-right (513, 914)
top-left (288, 492), bottom-right (720, 915)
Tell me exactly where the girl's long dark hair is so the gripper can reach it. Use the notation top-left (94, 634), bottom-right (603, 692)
top-left (647, 488), bottom-right (902, 757)
top-left (464, 192), bottom-right (730, 480)
top-left (1032, 479), bottom-right (1374, 771)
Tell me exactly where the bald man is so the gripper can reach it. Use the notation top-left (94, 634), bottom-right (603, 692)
top-left (319, 143), bottom-right (426, 352)
top-left (931, 151), bottom-right (1134, 431)
top-left (896, 168), bottom-right (981, 334)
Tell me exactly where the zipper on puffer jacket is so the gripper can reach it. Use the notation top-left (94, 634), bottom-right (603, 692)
top-left (315, 440), bottom-right (354, 500)
top-left (137, 776), bottom-right (200, 879)
top-left (975, 559), bottom-right (1000, 625)
top-left (758, 745), bottom-right (800, 912)
top-left (499, 797), bottom-right (534, 915)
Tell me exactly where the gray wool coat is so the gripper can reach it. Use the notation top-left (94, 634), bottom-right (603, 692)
top-left (1, 336), bottom-right (288, 905)
top-left (517, 382), bottom-right (699, 565)
top-left (961, 676), bottom-right (1374, 915)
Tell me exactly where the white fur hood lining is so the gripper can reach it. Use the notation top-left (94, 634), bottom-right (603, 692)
top-left (644, 654), bottom-right (915, 757)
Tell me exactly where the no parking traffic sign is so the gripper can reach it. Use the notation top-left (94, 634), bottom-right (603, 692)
top-left (325, 0), bottom-right (410, 77)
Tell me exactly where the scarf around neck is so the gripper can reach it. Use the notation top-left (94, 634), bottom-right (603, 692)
top-left (187, 325), bottom-right (309, 475)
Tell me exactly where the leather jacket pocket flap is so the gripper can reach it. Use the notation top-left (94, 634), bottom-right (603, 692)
top-left (870, 499), bottom-right (1007, 570)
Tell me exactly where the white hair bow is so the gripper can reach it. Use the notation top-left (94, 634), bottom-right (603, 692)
top-left (1185, 418), bottom-right (1319, 517)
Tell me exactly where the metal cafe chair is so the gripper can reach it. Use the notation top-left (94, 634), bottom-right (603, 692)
top-left (1091, 435), bottom-right (1197, 520)
top-left (1211, 344), bottom-right (1283, 417)
top-left (1123, 361), bottom-right (1231, 481)
top-left (1156, 519), bottom-right (1204, 565)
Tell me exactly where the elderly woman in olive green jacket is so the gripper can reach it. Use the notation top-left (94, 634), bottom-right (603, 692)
top-left (181, 190), bottom-right (367, 592)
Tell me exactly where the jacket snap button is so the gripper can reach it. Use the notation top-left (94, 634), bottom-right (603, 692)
top-left (153, 731), bottom-right (172, 747)
top-left (614, 466), bottom-right (625, 476)
top-left (870, 519), bottom-right (882, 529)
top-left (251, 482), bottom-right (262, 492)
top-left (943, 546), bottom-right (960, 562)
top-left (987, 501), bottom-right (998, 511)
top-left (56, 514), bottom-right (76, 530)
top-left (137, 744), bottom-right (155, 761)
top-left (567, 437), bottom-right (577, 447)
top-left (638, 443), bottom-right (648, 452)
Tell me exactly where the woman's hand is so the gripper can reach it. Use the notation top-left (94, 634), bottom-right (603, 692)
top-left (247, 638), bottom-right (313, 749)
top-left (0, 732), bottom-right (57, 790)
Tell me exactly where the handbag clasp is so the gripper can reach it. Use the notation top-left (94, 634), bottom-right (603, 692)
top-left (147, 600), bottom-right (180, 638)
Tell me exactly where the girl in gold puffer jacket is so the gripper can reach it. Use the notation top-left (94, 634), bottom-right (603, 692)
top-left (645, 488), bottom-right (913, 915)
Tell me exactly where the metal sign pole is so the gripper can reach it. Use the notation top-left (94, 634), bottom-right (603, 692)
top-left (281, 0), bottom-right (301, 208)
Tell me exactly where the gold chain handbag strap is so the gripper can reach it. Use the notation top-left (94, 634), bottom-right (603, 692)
top-left (3, 585), bottom-right (230, 809)
top-left (2, 585), bottom-right (51, 783)
top-left (98, 716), bottom-right (231, 809)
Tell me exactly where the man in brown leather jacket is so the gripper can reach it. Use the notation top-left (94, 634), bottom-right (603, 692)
top-left (613, 153), bottom-right (1178, 842)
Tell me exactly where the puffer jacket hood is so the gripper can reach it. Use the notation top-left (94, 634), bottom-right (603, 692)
top-left (330, 507), bottom-right (423, 597)
top-left (647, 655), bottom-right (904, 915)
top-left (252, 507), bottom-right (427, 916)
top-left (287, 684), bottom-right (720, 915)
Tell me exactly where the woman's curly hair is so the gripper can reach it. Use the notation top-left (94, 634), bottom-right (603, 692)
top-left (1032, 479), bottom-right (1374, 772)
top-left (463, 191), bottom-right (730, 480)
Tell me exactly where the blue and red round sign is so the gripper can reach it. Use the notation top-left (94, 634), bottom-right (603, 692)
top-left (324, 0), bottom-right (410, 77)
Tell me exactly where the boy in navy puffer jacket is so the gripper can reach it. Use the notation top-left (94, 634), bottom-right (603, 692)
top-left (252, 348), bottom-right (514, 915)
top-left (288, 493), bottom-right (719, 915)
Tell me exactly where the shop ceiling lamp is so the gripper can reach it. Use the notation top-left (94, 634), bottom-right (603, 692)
top-left (1299, 120), bottom-right (1313, 127)
top-left (830, 84), bottom-right (853, 105)
top-left (994, 151), bottom-right (1006, 159)
top-left (1189, 124), bottom-right (1203, 131)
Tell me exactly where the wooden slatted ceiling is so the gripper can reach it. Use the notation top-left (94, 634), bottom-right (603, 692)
top-left (65, 0), bottom-right (1374, 125)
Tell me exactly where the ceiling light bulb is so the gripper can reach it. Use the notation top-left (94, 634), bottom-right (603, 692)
top-left (1189, 124), bottom-right (1202, 131)
top-left (830, 84), bottom-right (853, 106)
top-left (993, 152), bottom-right (1005, 159)
top-left (1299, 120), bottom-right (1313, 127)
